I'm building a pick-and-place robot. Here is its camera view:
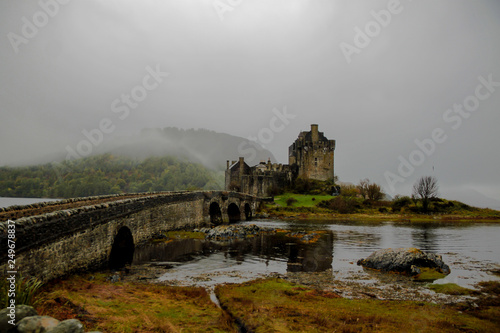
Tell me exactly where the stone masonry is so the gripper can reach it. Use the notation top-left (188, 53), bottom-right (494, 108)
top-left (0, 191), bottom-right (261, 282)
top-left (289, 124), bottom-right (336, 181)
top-left (225, 124), bottom-right (335, 196)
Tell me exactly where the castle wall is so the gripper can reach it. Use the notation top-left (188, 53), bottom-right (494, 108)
top-left (240, 168), bottom-right (294, 197)
top-left (298, 141), bottom-right (335, 181)
top-left (290, 125), bottom-right (335, 181)
top-left (225, 124), bottom-right (335, 195)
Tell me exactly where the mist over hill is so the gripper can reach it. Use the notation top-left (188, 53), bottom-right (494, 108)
top-left (1, 127), bottom-right (277, 170)
top-left (0, 127), bottom-right (278, 198)
top-left (0, 154), bottom-right (222, 198)
top-left (87, 127), bottom-right (276, 171)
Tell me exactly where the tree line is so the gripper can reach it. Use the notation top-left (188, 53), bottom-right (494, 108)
top-left (0, 154), bottom-right (223, 198)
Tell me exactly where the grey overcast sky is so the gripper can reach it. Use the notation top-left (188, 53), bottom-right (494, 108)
top-left (1, 0), bottom-right (499, 207)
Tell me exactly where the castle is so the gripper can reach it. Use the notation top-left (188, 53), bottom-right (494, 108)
top-left (225, 124), bottom-right (336, 196)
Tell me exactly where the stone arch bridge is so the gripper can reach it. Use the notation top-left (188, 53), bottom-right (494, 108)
top-left (0, 191), bottom-right (267, 282)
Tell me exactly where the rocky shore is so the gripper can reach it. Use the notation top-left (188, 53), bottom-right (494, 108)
top-left (195, 224), bottom-right (272, 240)
top-left (0, 305), bottom-right (98, 333)
top-left (120, 257), bottom-right (490, 307)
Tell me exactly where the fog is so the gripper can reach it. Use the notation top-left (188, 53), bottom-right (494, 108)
top-left (1, 0), bottom-right (499, 207)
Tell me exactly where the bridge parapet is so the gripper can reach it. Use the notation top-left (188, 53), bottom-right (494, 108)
top-left (0, 191), bottom-right (267, 281)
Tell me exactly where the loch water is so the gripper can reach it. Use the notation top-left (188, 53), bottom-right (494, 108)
top-left (133, 219), bottom-right (500, 289)
top-left (0, 197), bottom-right (60, 209)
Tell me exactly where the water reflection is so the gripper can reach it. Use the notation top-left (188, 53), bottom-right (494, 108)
top-left (411, 225), bottom-right (438, 252)
top-left (133, 231), bottom-right (334, 273)
top-left (132, 220), bottom-right (500, 288)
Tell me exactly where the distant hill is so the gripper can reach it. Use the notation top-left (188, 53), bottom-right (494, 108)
top-left (0, 154), bottom-right (223, 198)
top-left (0, 127), bottom-right (277, 198)
top-left (92, 127), bottom-right (276, 171)
top-left (443, 188), bottom-right (500, 211)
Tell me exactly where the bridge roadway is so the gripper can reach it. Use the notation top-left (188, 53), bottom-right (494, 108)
top-left (0, 191), bottom-right (267, 282)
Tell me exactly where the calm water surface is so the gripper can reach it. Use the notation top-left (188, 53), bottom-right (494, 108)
top-left (133, 219), bottom-right (500, 289)
top-left (0, 197), bottom-right (60, 209)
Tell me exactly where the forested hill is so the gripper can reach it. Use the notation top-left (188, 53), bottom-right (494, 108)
top-left (93, 127), bottom-right (276, 170)
top-left (0, 154), bottom-right (223, 198)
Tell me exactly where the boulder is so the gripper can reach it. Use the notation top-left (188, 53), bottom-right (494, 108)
top-left (47, 319), bottom-right (85, 333)
top-left (0, 305), bottom-right (38, 333)
top-left (357, 247), bottom-right (451, 276)
top-left (204, 224), bottom-right (271, 240)
top-left (16, 315), bottom-right (60, 333)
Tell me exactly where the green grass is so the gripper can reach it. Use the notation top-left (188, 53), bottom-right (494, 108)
top-left (163, 231), bottom-right (205, 240)
top-left (266, 192), bottom-right (500, 221)
top-left (413, 267), bottom-right (448, 281)
top-left (274, 194), bottom-right (333, 208)
top-left (152, 231), bottom-right (205, 243)
top-left (0, 274), bottom-right (44, 307)
top-left (428, 283), bottom-right (476, 295)
top-left (216, 278), bottom-right (498, 332)
top-left (36, 274), bottom-right (236, 332)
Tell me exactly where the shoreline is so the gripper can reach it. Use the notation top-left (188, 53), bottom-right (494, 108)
top-left (259, 211), bottom-right (500, 223)
top-left (23, 224), bottom-right (500, 332)
top-left (31, 268), bottom-right (500, 332)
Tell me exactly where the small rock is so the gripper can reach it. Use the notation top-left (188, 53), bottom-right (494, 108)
top-left (47, 319), bottom-right (84, 333)
top-left (17, 315), bottom-right (60, 333)
top-left (107, 274), bottom-right (120, 283)
top-left (0, 305), bottom-right (39, 333)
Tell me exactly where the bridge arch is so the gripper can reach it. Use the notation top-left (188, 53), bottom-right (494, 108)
top-left (209, 201), bottom-right (223, 225)
top-left (244, 203), bottom-right (252, 220)
top-left (0, 191), bottom-right (266, 282)
top-left (109, 226), bottom-right (135, 269)
top-left (227, 202), bottom-right (241, 223)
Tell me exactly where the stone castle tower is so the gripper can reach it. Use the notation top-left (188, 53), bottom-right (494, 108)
top-left (288, 124), bottom-right (335, 181)
top-left (225, 124), bottom-right (335, 196)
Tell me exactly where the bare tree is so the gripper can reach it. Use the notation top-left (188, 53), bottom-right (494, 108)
top-left (367, 183), bottom-right (384, 201)
top-left (357, 178), bottom-right (370, 199)
top-left (357, 178), bottom-right (384, 201)
top-left (412, 176), bottom-right (439, 212)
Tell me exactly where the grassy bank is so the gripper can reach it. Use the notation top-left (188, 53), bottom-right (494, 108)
top-left (216, 279), bottom-right (500, 332)
top-left (36, 274), bottom-right (236, 332)
top-left (263, 193), bottom-right (500, 222)
top-left (30, 274), bottom-right (500, 332)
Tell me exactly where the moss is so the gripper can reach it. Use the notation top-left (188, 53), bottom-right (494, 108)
top-left (428, 283), bottom-right (476, 295)
top-left (152, 231), bottom-right (205, 243)
top-left (216, 278), bottom-right (497, 332)
top-left (36, 274), bottom-right (236, 332)
top-left (490, 269), bottom-right (500, 277)
top-left (478, 281), bottom-right (500, 296)
top-left (414, 267), bottom-right (447, 281)
top-left (274, 194), bottom-right (333, 208)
